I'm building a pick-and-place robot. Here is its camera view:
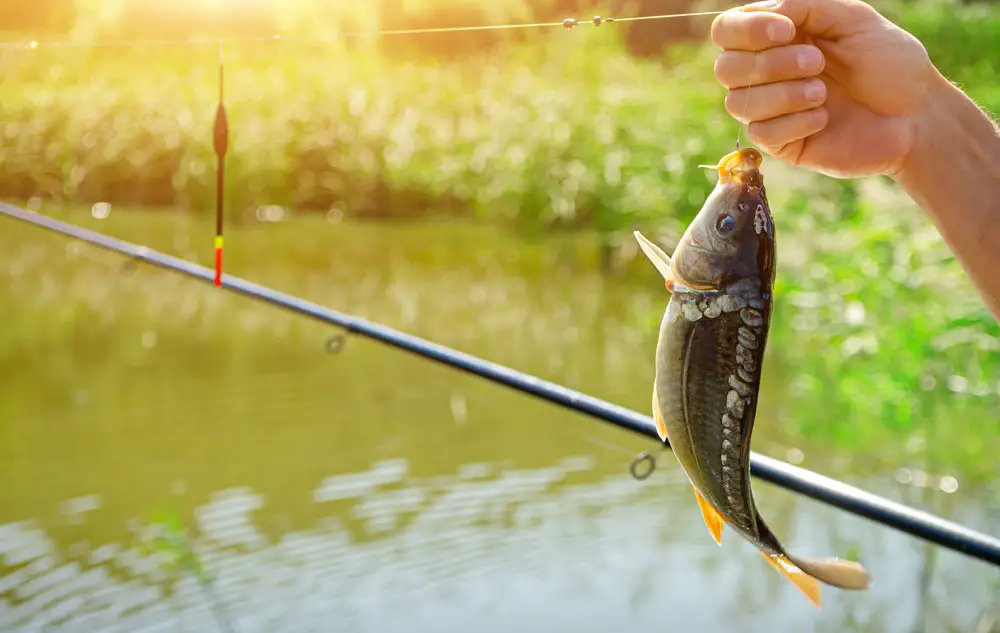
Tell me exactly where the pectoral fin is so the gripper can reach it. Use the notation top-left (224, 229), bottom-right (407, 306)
top-left (634, 231), bottom-right (675, 291)
top-left (693, 488), bottom-right (725, 546)
top-left (759, 552), bottom-right (822, 609)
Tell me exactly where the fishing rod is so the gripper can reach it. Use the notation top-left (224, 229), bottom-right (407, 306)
top-left (3, 200), bottom-right (1000, 571)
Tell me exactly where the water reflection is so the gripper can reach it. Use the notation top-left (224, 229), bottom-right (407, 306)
top-left (1, 458), bottom-right (998, 633)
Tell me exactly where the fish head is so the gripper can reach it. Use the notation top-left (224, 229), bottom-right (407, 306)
top-left (671, 148), bottom-right (776, 292)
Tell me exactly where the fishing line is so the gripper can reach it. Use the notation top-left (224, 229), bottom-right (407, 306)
top-left (0, 11), bottom-right (726, 50)
top-left (578, 433), bottom-right (664, 482)
top-left (578, 434), bottom-right (636, 457)
top-left (735, 66), bottom-right (756, 150)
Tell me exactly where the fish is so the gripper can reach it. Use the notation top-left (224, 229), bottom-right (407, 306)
top-left (633, 147), bottom-right (871, 608)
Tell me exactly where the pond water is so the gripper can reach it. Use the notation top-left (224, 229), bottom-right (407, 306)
top-left (1, 207), bottom-right (998, 632)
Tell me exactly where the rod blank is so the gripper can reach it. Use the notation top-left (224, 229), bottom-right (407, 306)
top-left (3, 200), bottom-right (1000, 569)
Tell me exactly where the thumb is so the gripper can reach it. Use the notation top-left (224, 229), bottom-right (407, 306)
top-left (741, 0), bottom-right (881, 39)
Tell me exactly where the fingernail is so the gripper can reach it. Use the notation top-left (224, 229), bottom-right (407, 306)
top-left (804, 79), bottom-right (826, 103)
top-left (766, 20), bottom-right (792, 42)
top-left (797, 47), bottom-right (822, 72)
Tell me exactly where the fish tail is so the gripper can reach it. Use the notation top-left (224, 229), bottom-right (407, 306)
top-left (758, 552), bottom-right (823, 609)
top-left (784, 552), bottom-right (872, 591)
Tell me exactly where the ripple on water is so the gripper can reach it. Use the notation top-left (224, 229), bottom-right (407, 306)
top-left (0, 455), bottom-right (996, 633)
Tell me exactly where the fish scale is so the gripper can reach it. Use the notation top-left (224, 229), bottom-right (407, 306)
top-left (659, 294), bottom-right (761, 533)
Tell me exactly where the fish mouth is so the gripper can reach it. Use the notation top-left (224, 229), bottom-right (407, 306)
top-left (700, 147), bottom-right (763, 186)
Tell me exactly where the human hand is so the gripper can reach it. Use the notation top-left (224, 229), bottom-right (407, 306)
top-left (711, 0), bottom-right (936, 178)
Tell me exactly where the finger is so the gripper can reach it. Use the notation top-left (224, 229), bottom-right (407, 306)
top-left (741, 0), bottom-right (879, 39)
top-left (714, 45), bottom-right (825, 89)
top-left (711, 7), bottom-right (796, 52)
top-left (725, 78), bottom-right (827, 123)
top-left (747, 107), bottom-right (829, 157)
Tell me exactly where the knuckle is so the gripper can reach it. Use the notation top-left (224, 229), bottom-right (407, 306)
top-left (750, 18), bottom-right (773, 48)
top-left (748, 121), bottom-right (783, 148)
top-left (714, 11), bottom-right (774, 51)
top-left (713, 55), bottom-right (730, 86)
top-left (714, 52), bottom-right (744, 88)
top-left (746, 123), bottom-right (771, 147)
top-left (758, 47), bottom-right (795, 81)
top-left (853, 0), bottom-right (881, 19)
top-left (775, 0), bottom-right (808, 23)
top-left (750, 50), bottom-right (772, 83)
top-left (785, 80), bottom-right (806, 107)
top-left (710, 10), bottom-right (742, 48)
top-left (746, 51), bottom-right (761, 84)
top-left (710, 14), bottom-right (727, 47)
top-left (725, 89), bottom-right (752, 123)
top-left (724, 90), bottom-right (739, 115)
top-left (777, 0), bottom-right (801, 14)
top-left (811, 105), bottom-right (830, 129)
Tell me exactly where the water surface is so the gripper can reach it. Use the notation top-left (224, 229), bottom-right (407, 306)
top-left (1, 208), bottom-right (997, 632)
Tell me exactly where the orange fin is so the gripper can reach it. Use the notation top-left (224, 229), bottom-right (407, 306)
top-left (759, 552), bottom-right (822, 609)
top-left (693, 488), bottom-right (724, 545)
top-left (651, 385), bottom-right (668, 442)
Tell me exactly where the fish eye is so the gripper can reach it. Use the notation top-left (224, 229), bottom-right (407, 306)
top-left (716, 214), bottom-right (736, 236)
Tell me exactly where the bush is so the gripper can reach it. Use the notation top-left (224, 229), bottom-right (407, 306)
top-left (0, 31), bottom-right (735, 239)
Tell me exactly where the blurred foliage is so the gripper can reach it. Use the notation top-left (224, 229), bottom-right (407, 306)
top-left (0, 31), bottom-right (734, 239)
top-left (1, 0), bottom-right (999, 479)
top-left (763, 177), bottom-right (1000, 477)
top-left (881, 0), bottom-right (1000, 114)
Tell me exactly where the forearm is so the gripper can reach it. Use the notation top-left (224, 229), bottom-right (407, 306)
top-left (894, 67), bottom-right (1000, 320)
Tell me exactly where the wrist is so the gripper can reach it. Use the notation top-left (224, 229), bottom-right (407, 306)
top-left (891, 66), bottom-right (960, 187)
top-left (887, 62), bottom-right (1000, 319)
top-left (892, 66), bottom-right (1000, 197)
